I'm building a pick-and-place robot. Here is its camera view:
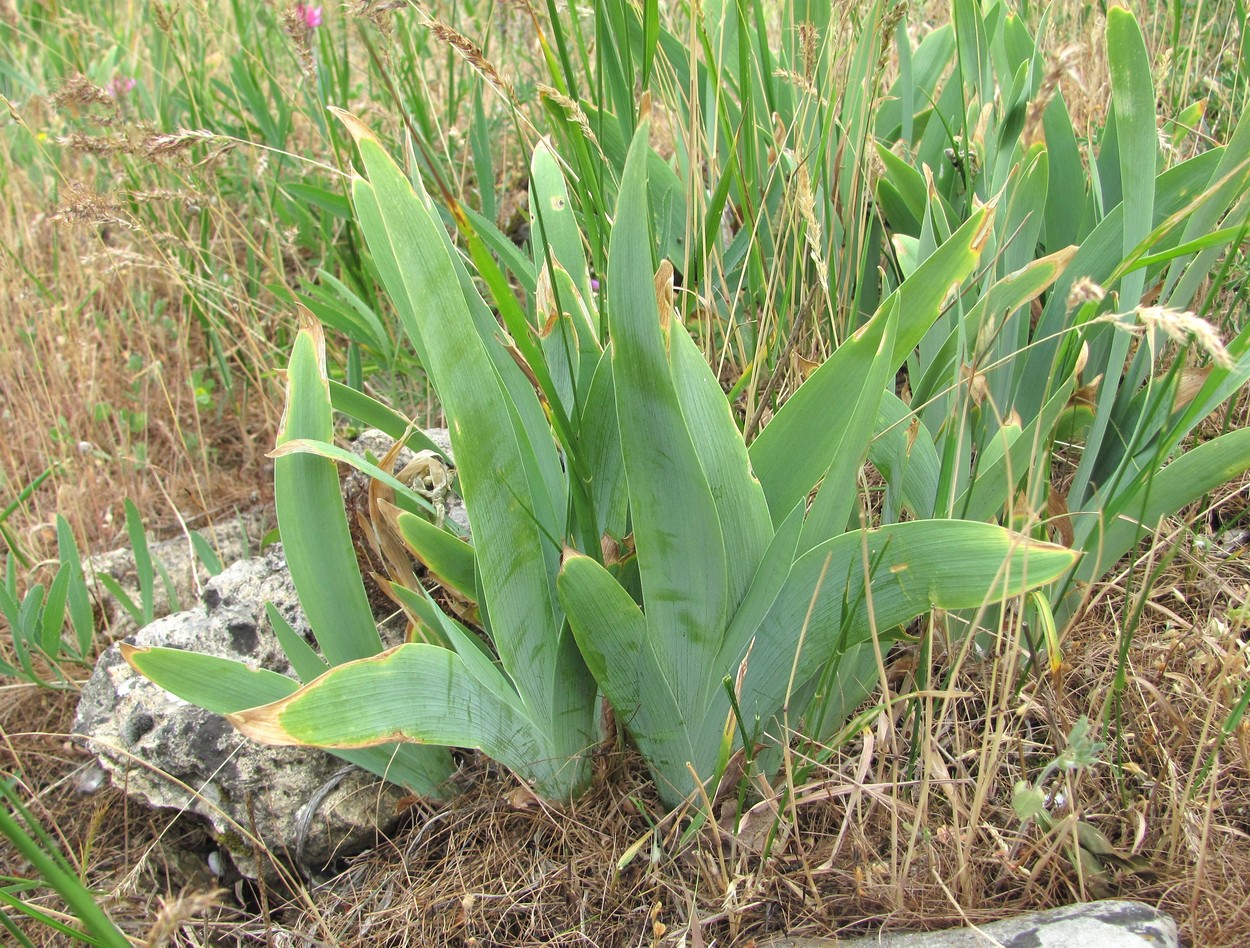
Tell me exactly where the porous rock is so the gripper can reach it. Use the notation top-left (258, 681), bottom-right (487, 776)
top-left (86, 505), bottom-right (273, 636)
top-left (762, 899), bottom-right (1179, 947)
top-left (74, 547), bottom-right (407, 880)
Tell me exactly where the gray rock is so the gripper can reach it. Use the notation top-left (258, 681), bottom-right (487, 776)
top-left (762, 900), bottom-right (1178, 947)
top-left (86, 426), bottom-right (462, 635)
top-left (74, 548), bottom-right (406, 880)
top-left (87, 506), bottom-right (273, 635)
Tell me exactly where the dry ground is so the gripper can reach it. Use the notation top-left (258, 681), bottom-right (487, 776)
top-left (1, 472), bottom-right (1248, 945)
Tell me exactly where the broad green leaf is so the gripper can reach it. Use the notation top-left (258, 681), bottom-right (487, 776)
top-left (264, 602), bottom-right (329, 683)
top-left (995, 145), bottom-right (1049, 278)
top-left (798, 306), bottom-right (897, 552)
top-left (891, 205), bottom-right (995, 365)
top-left (339, 114), bottom-right (595, 792)
top-left (352, 127), bottom-right (561, 687)
top-left (876, 25), bottom-right (955, 142)
top-left (1070, 7), bottom-right (1156, 509)
top-left (190, 532), bottom-right (224, 577)
top-left (122, 499), bottom-right (154, 628)
top-left (1023, 148), bottom-right (1227, 419)
top-left (470, 87), bottom-right (496, 222)
top-left (545, 261), bottom-right (603, 414)
top-left (1, 583), bottom-right (34, 680)
top-left (397, 137), bottom-right (573, 532)
top-left (55, 516), bottom-right (93, 657)
top-left (876, 143), bottom-right (928, 234)
top-left (1080, 427), bottom-right (1250, 586)
top-left (357, 133), bottom-right (569, 551)
top-left (1107, 5), bottom-right (1156, 296)
top-left (868, 393), bottom-right (940, 521)
top-left (385, 583), bottom-right (496, 670)
top-left (17, 586), bottom-right (42, 653)
top-left (912, 246), bottom-right (1075, 411)
top-left (530, 141), bottom-right (595, 307)
top-left (38, 563), bottom-right (70, 658)
top-left (714, 502), bottom-right (807, 687)
top-left (534, 263), bottom-right (589, 422)
top-left (123, 643), bottom-right (300, 712)
top-left (327, 380), bottom-right (449, 461)
top-left (954, 376), bottom-right (1077, 524)
top-left (669, 309), bottom-right (772, 612)
top-left (393, 509), bottom-right (477, 601)
top-left (728, 522), bottom-right (1080, 735)
top-left (559, 551), bottom-right (695, 805)
top-left (578, 348), bottom-right (628, 541)
top-left (1162, 103), bottom-right (1250, 304)
top-left (350, 176), bottom-right (430, 369)
top-left (750, 300), bottom-right (894, 529)
top-left (1041, 93), bottom-right (1086, 250)
top-left (608, 120), bottom-right (730, 714)
top-left (1057, 150), bottom-right (1223, 331)
top-left (648, 150), bottom-right (690, 270)
top-left (122, 644), bottom-right (451, 794)
top-left (275, 320), bottom-right (382, 664)
top-left (461, 205), bottom-right (537, 293)
top-left (312, 268), bottom-right (391, 356)
top-left (282, 181), bottom-right (352, 220)
top-left (228, 644), bottom-right (571, 792)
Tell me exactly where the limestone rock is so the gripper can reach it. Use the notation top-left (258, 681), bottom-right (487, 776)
top-left (86, 506), bottom-right (273, 636)
top-left (74, 548), bottom-right (406, 880)
top-left (75, 425), bottom-right (466, 878)
top-left (762, 899), bottom-right (1179, 947)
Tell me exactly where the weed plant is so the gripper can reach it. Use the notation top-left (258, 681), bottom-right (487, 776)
top-left (1, 0), bottom-right (1249, 944)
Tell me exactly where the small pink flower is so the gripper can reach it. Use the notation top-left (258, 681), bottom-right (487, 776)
top-left (295, 3), bottom-right (322, 29)
top-left (107, 76), bottom-right (136, 98)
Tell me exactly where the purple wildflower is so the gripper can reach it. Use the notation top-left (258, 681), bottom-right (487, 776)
top-left (107, 76), bottom-right (136, 98)
top-left (295, 3), bottom-right (323, 29)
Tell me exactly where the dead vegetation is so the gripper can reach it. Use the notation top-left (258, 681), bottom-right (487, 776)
top-left (1, 463), bottom-right (1247, 945)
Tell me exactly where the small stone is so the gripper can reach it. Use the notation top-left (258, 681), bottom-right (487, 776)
top-left (74, 765), bottom-right (107, 794)
top-left (86, 506), bottom-right (272, 634)
top-left (760, 899), bottom-right (1179, 947)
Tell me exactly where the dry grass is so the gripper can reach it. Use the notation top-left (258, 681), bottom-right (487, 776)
top-left (0, 118), bottom-right (284, 573)
top-left (3, 510), bottom-right (1248, 945)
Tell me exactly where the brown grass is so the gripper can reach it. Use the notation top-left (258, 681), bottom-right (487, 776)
top-left (3, 510), bottom-right (1248, 945)
top-left (0, 117), bottom-right (283, 572)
